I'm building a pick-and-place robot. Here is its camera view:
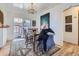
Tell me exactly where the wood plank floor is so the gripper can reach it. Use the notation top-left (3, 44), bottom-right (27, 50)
top-left (0, 41), bottom-right (79, 56)
top-left (53, 42), bottom-right (79, 56)
top-left (0, 41), bottom-right (10, 56)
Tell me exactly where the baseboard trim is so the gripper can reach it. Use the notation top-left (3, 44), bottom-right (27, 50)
top-left (63, 41), bottom-right (78, 46)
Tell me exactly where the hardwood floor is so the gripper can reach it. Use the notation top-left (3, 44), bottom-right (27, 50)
top-left (0, 41), bottom-right (10, 56)
top-left (0, 41), bottom-right (79, 56)
top-left (53, 42), bottom-right (79, 56)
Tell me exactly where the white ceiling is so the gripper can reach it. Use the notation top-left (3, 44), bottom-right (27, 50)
top-left (35, 3), bottom-right (59, 11)
top-left (1, 3), bottom-right (79, 13)
top-left (13, 3), bottom-right (59, 12)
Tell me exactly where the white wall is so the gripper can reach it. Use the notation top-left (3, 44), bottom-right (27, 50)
top-left (64, 6), bottom-right (79, 44)
top-left (36, 5), bottom-right (64, 46)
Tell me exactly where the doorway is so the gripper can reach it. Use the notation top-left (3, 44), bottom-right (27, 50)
top-left (0, 10), bottom-right (3, 25)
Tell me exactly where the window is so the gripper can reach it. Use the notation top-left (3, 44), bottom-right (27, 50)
top-left (23, 20), bottom-right (31, 28)
top-left (14, 18), bottom-right (23, 38)
top-left (13, 18), bottom-right (31, 38)
top-left (14, 18), bottom-right (23, 23)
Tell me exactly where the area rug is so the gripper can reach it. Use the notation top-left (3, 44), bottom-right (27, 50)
top-left (9, 39), bottom-right (60, 56)
top-left (9, 45), bottom-right (60, 56)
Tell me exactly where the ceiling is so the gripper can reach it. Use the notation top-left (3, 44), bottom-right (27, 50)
top-left (0, 3), bottom-right (79, 20)
top-left (1, 3), bottom-right (79, 13)
top-left (13, 3), bottom-right (59, 12)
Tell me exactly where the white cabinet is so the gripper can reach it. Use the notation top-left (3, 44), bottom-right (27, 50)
top-left (0, 28), bottom-right (7, 48)
top-left (0, 28), bottom-right (3, 48)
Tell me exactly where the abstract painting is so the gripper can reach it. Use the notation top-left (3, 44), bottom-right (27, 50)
top-left (40, 13), bottom-right (50, 29)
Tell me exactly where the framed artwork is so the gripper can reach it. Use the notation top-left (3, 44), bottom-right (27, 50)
top-left (65, 15), bottom-right (72, 23)
top-left (65, 15), bottom-right (72, 32)
top-left (32, 20), bottom-right (36, 26)
top-left (40, 13), bottom-right (50, 29)
top-left (65, 24), bottom-right (72, 32)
